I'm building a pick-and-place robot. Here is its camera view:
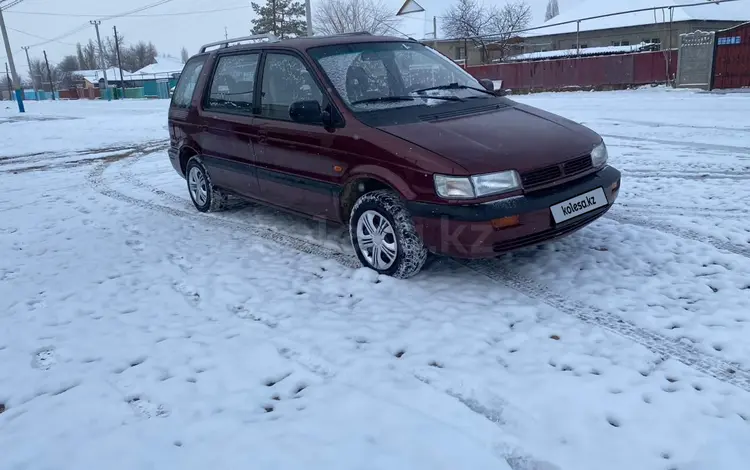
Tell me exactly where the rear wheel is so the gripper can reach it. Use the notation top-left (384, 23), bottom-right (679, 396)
top-left (186, 157), bottom-right (227, 213)
top-left (349, 190), bottom-right (428, 279)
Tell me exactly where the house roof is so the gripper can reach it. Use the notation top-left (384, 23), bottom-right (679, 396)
top-left (72, 67), bottom-right (131, 82)
top-left (526, 0), bottom-right (750, 37)
top-left (504, 42), bottom-right (659, 61)
top-left (133, 57), bottom-right (184, 76)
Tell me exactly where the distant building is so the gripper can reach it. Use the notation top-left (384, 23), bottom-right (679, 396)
top-left (71, 67), bottom-right (131, 89)
top-left (128, 57), bottom-right (185, 98)
top-left (521, 0), bottom-right (747, 54)
top-left (426, 0), bottom-right (748, 66)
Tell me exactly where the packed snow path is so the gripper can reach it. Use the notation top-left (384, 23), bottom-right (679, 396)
top-left (1, 88), bottom-right (749, 470)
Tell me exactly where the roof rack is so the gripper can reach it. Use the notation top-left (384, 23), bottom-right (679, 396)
top-left (326, 31), bottom-right (372, 37)
top-left (199, 34), bottom-right (278, 53)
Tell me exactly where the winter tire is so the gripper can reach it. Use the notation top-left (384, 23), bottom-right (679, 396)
top-left (349, 190), bottom-right (428, 279)
top-left (186, 156), bottom-right (227, 213)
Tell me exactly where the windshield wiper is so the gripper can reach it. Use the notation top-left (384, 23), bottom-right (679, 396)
top-left (350, 96), bottom-right (416, 105)
top-left (350, 94), bottom-right (463, 106)
top-left (412, 82), bottom-right (496, 96)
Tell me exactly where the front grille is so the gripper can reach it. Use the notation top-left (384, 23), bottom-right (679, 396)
top-left (563, 155), bottom-right (593, 175)
top-left (522, 165), bottom-right (562, 187)
top-left (521, 154), bottom-right (593, 190)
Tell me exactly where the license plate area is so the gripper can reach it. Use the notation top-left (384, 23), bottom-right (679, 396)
top-left (550, 187), bottom-right (608, 224)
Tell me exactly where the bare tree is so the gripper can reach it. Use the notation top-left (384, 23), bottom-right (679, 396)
top-left (76, 40), bottom-right (98, 70)
top-left (57, 55), bottom-right (80, 74)
top-left (120, 41), bottom-right (158, 72)
top-left (103, 35), bottom-right (124, 69)
top-left (544, 0), bottom-right (559, 21)
top-left (314, 0), bottom-right (401, 36)
top-left (181, 47), bottom-right (189, 64)
top-left (442, 0), bottom-right (531, 63)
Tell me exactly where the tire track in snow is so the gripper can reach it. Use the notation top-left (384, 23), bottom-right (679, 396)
top-left (601, 133), bottom-right (750, 154)
top-left (92, 154), bottom-right (750, 393)
top-left (617, 202), bottom-right (749, 216)
top-left (604, 212), bottom-right (750, 259)
top-left (456, 258), bottom-right (750, 393)
top-left (624, 170), bottom-right (750, 181)
top-left (86, 159), bottom-right (361, 271)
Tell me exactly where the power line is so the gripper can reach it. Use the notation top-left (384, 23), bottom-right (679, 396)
top-left (0, 0), bottom-right (26, 11)
top-left (9, 26), bottom-right (76, 46)
top-left (21, 0), bottom-right (176, 49)
top-left (5, 5), bottom-right (248, 18)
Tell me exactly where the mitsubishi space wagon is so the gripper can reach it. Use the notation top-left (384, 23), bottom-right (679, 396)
top-left (168, 32), bottom-right (621, 278)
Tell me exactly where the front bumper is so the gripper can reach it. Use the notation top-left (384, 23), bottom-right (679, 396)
top-left (407, 166), bottom-right (621, 259)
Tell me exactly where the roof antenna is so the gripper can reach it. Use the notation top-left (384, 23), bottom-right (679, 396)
top-left (376, 20), bottom-right (416, 41)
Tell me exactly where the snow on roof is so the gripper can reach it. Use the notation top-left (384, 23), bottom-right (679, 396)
top-left (133, 57), bottom-right (185, 76)
top-left (71, 67), bottom-right (131, 82)
top-left (504, 42), bottom-right (659, 62)
top-left (526, 0), bottom-right (750, 37)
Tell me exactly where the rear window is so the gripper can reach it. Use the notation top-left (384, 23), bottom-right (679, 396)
top-left (171, 56), bottom-right (206, 108)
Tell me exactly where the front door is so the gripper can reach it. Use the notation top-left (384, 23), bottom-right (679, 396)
top-left (196, 52), bottom-right (260, 198)
top-left (251, 51), bottom-right (342, 221)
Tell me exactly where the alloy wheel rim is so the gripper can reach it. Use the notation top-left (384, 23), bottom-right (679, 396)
top-left (356, 210), bottom-right (398, 270)
top-left (188, 166), bottom-right (208, 206)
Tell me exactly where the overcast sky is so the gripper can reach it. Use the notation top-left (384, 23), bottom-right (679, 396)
top-left (1, 0), bottom-right (569, 79)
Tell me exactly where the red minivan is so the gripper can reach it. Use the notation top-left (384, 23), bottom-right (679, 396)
top-left (168, 33), bottom-right (621, 278)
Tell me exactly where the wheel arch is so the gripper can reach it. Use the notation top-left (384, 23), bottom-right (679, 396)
top-left (178, 145), bottom-right (201, 176)
top-left (339, 167), bottom-right (415, 222)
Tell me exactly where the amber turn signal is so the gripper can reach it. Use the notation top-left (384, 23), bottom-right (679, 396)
top-left (491, 215), bottom-right (520, 229)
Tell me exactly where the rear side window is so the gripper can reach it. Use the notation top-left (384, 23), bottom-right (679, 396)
top-left (205, 53), bottom-right (260, 113)
top-left (171, 57), bottom-right (206, 108)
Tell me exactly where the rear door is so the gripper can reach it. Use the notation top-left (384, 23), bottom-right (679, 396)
top-left (251, 51), bottom-right (342, 220)
top-left (168, 55), bottom-right (207, 175)
top-left (195, 52), bottom-right (261, 198)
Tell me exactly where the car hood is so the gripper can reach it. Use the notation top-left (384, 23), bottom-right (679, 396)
top-left (377, 102), bottom-right (601, 174)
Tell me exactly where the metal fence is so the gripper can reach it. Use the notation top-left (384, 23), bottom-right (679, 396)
top-left (467, 50), bottom-right (678, 92)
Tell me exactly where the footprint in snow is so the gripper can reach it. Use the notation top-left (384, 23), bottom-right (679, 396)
top-left (127, 396), bottom-right (169, 418)
top-left (125, 239), bottom-right (145, 252)
top-left (32, 347), bottom-right (57, 370)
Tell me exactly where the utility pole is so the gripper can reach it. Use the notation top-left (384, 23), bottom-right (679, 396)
top-left (224, 26), bottom-right (228, 40)
top-left (0, 5), bottom-right (25, 112)
top-left (305, 0), bottom-right (312, 36)
top-left (21, 46), bottom-right (38, 100)
top-left (113, 26), bottom-right (125, 99)
top-left (43, 50), bottom-right (54, 100)
top-left (5, 62), bottom-right (12, 100)
top-left (90, 20), bottom-right (110, 101)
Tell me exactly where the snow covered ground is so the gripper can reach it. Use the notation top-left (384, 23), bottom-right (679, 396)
top-left (1, 88), bottom-right (749, 470)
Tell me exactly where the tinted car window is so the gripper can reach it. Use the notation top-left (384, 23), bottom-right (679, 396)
top-left (260, 53), bottom-right (324, 121)
top-left (206, 53), bottom-right (260, 112)
top-left (171, 56), bottom-right (205, 108)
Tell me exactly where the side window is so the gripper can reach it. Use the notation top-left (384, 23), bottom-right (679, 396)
top-left (260, 53), bottom-right (323, 121)
top-left (205, 53), bottom-right (260, 112)
top-left (171, 57), bottom-right (205, 108)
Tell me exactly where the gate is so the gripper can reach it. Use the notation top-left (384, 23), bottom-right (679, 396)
top-left (676, 30), bottom-right (716, 89)
top-left (712, 22), bottom-right (750, 90)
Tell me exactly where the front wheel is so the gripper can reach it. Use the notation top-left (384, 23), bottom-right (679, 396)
top-left (349, 190), bottom-right (428, 279)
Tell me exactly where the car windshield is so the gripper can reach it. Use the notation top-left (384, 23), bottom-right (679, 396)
top-left (309, 41), bottom-right (492, 111)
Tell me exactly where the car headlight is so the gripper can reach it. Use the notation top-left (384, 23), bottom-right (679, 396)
top-left (434, 175), bottom-right (475, 199)
top-left (434, 170), bottom-right (521, 199)
top-left (591, 141), bottom-right (608, 168)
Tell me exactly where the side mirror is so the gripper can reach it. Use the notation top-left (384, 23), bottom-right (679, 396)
top-left (289, 100), bottom-right (322, 124)
top-left (479, 78), bottom-right (495, 92)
